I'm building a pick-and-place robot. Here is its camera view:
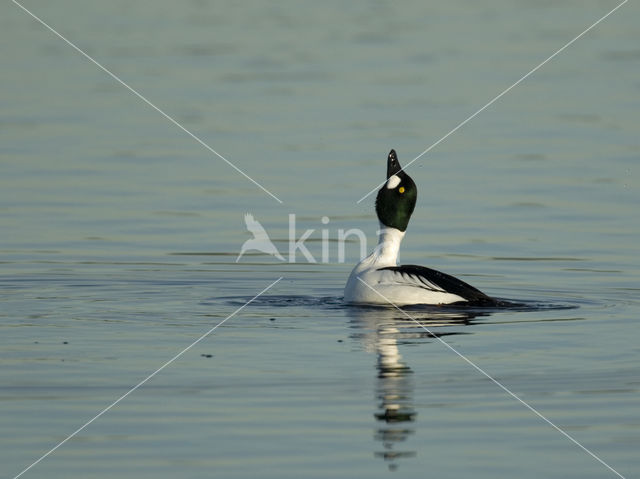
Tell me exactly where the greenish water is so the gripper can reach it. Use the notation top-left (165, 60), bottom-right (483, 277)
top-left (1, 1), bottom-right (639, 478)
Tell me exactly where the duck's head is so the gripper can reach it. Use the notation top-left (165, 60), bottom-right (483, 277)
top-left (375, 149), bottom-right (417, 232)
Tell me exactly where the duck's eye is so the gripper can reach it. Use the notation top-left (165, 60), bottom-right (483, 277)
top-left (398, 186), bottom-right (405, 194)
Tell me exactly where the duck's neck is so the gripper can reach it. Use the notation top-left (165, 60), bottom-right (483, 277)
top-left (370, 224), bottom-right (405, 267)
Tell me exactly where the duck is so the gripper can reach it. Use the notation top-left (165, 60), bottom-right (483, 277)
top-left (344, 149), bottom-right (498, 306)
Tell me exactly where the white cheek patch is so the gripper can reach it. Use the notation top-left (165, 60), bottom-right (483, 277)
top-left (386, 175), bottom-right (401, 189)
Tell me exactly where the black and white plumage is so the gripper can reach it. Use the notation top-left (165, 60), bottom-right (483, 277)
top-left (344, 149), bottom-right (497, 306)
top-left (376, 265), bottom-right (497, 305)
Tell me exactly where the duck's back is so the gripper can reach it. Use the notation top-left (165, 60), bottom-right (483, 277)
top-left (345, 262), bottom-right (497, 306)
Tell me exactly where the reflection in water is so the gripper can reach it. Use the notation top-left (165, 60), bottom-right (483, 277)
top-left (348, 306), bottom-right (485, 471)
top-left (373, 322), bottom-right (416, 471)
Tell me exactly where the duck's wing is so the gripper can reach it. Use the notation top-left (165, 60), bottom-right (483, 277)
top-left (377, 264), bottom-right (497, 305)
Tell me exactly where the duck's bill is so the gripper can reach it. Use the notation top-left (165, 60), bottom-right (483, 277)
top-left (387, 149), bottom-right (402, 178)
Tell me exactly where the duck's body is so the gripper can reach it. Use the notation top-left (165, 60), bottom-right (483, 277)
top-left (344, 150), bottom-right (497, 307)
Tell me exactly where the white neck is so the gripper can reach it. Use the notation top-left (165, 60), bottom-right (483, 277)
top-left (369, 223), bottom-right (405, 267)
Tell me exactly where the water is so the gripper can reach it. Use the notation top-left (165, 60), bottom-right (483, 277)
top-left (1, 1), bottom-right (639, 478)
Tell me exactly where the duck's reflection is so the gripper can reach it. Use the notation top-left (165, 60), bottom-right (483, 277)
top-left (373, 321), bottom-right (416, 471)
top-left (348, 306), bottom-right (485, 471)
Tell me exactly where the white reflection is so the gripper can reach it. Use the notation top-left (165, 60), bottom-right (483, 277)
top-left (348, 306), bottom-right (482, 471)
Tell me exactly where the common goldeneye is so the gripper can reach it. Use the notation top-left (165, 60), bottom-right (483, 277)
top-left (344, 149), bottom-right (497, 306)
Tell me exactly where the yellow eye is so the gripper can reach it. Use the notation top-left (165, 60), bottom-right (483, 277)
top-left (398, 186), bottom-right (405, 194)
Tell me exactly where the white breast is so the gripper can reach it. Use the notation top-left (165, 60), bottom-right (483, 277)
top-left (344, 226), bottom-right (467, 306)
top-left (345, 267), bottom-right (466, 305)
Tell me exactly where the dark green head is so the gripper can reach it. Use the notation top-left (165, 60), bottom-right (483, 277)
top-left (375, 149), bottom-right (417, 232)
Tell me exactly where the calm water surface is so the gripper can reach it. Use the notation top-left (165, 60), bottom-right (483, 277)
top-left (1, 1), bottom-right (639, 478)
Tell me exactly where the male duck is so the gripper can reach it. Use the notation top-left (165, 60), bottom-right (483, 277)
top-left (344, 149), bottom-right (497, 306)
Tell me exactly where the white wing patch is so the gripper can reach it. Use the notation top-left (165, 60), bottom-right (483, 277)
top-left (386, 175), bottom-right (401, 189)
top-left (379, 268), bottom-right (446, 292)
